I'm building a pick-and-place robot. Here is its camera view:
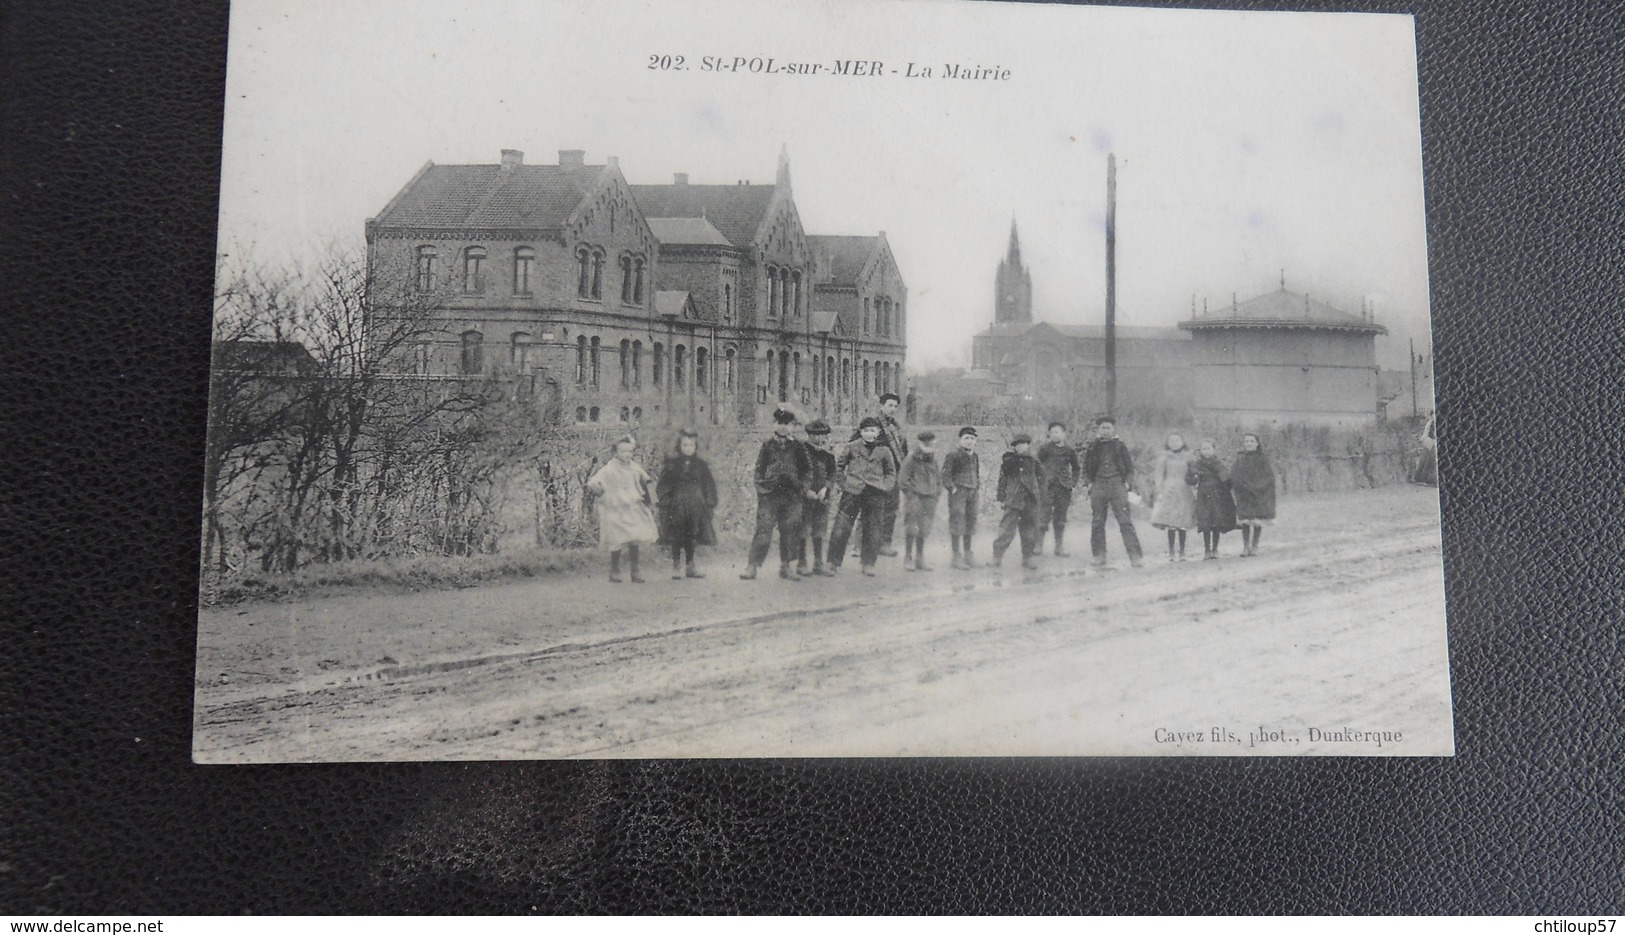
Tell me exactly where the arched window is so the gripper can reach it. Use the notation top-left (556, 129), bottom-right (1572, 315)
top-left (511, 332), bottom-right (533, 371)
top-left (589, 336), bottom-right (601, 387)
top-left (695, 346), bottom-right (708, 391)
top-left (792, 351), bottom-right (802, 391)
top-left (575, 406), bottom-right (588, 423)
top-left (589, 406), bottom-right (600, 423)
top-left (826, 355), bottom-right (835, 393)
top-left (576, 335), bottom-right (589, 385)
top-left (462, 246), bottom-right (487, 294)
top-left (460, 331), bottom-right (483, 375)
top-left (790, 270), bottom-right (802, 317)
top-left (653, 343), bottom-right (664, 387)
top-left (674, 344), bottom-right (687, 390)
top-left (619, 255), bottom-right (634, 303)
top-left (723, 283), bottom-right (733, 320)
top-left (415, 246), bottom-right (437, 292)
top-left (764, 350), bottom-right (775, 396)
top-left (590, 251), bottom-right (604, 299)
top-left (767, 266), bottom-right (780, 318)
top-left (778, 350), bottom-right (790, 402)
top-left (513, 247), bottom-right (535, 295)
top-left (724, 346), bottom-right (736, 392)
top-left (633, 257), bottom-right (646, 304)
top-left (842, 358), bottom-right (852, 395)
top-left (863, 297), bottom-right (871, 334)
top-left (619, 339), bottom-right (631, 388)
top-left (632, 406), bottom-right (643, 421)
top-left (619, 406), bottom-right (630, 423)
top-left (411, 333), bottom-right (434, 375)
top-left (862, 359), bottom-right (871, 396)
top-left (632, 340), bottom-right (643, 388)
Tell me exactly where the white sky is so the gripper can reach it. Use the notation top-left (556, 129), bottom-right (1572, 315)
top-left (218, 0), bottom-right (1433, 370)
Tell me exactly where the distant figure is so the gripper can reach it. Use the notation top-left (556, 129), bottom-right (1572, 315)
top-left (1035, 421), bottom-right (1081, 557)
top-left (1186, 437), bottom-right (1236, 560)
top-left (655, 429), bottom-right (718, 580)
top-left (991, 432), bottom-right (1042, 571)
top-left (1229, 433), bottom-right (1277, 557)
top-left (941, 426), bottom-right (982, 569)
top-left (742, 407), bottom-right (812, 581)
top-left (796, 419), bottom-right (839, 577)
top-left (1149, 431), bottom-right (1197, 561)
top-left (1082, 416), bottom-right (1145, 568)
top-left (587, 436), bottom-right (659, 583)
top-left (905, 385), bottom-right (919, 423)
top-left (898, 430), bottom-right (942, 572)
top-left (828, 416), bottom-right (899, 577)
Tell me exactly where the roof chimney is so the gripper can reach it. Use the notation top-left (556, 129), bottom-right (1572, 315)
top-left (500, 149), bottom-right (523, 170)
top-left (674, 172), bottom-right (689, 185)
top-left (558, 149), bottom-right (585, 167)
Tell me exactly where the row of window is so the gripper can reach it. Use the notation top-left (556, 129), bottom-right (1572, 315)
top-left (574, 336), bottom-right (735, 394)
top-left (762, 349), bottom-right (899, 402)
top-left (863, 295), bottom-right (901, 337)
top-left (763, 265), bottom-right (804, 319)
top-left (414, 331), bottom-right (901, 398)
top-left (412, 244), bottom-right (647, 304)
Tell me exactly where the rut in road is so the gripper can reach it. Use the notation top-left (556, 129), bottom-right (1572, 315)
top-left (194, 508), bottom-right (1442, 761)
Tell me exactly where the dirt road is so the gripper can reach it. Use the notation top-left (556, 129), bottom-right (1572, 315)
top-left (192, 486), bottom-right (1453, 761)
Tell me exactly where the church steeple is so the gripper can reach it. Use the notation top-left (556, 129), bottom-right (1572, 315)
top-left (995, 216), bottom-right (1033, 325)
top-left (776, 143), bottom-right (792, 191)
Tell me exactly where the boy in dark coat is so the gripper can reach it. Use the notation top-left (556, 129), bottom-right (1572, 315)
top-left (991, 433), bottom-right (1043, 571)
top-left (795, 419), bottom-right (839, 577)
top-left (942, 426), bottom-right (982, 569)
top-left (1082, 416), bottom-right (1145, 568)
top-left (741, 407), bottom-right (813, 581)
top-left (1035, 421), bottom-right (1081, 556)
top-left (898, 430), bottom-right (942, 572)
top-left (827, 417), bottom-right (898, 577)
top-left (849, 392), bottom-right (908, 558)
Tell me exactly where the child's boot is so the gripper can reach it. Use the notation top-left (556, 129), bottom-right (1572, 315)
top-left (609, 550), bottom-right (623, 583)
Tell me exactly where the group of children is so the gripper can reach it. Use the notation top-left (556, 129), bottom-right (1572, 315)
top-left (1148, 431), bottom-right (1278, 561)
top-left (585, 396), bottom-right (1279, 584)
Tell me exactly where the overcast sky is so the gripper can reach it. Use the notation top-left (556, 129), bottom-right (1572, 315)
top-left (218, 0), bottom-right (1433, 370)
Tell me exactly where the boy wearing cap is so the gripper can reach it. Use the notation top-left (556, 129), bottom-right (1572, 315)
top-left (795, 419), bottom-right (838, 577)
top-left (1082, 415), bottom-right (1145, 568)
top-left (941, 426), bottom-right (982, 569)
top-left (1036, 421), bottom-right (1081, 557)
top-left (827, 416), bottom-right (898, 577)
top-left (992, 433), bottom-right (1043, 571)
top-left (850, 392), bottom-right (908, 557)
top-left (741, 407), bottom-right (813, 581)
top-left (898, 430), bottom-right (942, 572)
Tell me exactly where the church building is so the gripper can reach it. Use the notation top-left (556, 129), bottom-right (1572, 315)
top-left (970, 221), bottom-right (1192, 414)
top-left (365, 147), bottom-right (906, 426)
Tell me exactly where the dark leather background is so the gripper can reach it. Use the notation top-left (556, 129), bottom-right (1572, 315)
top-left (4, 0), bottom-right (1622, 914)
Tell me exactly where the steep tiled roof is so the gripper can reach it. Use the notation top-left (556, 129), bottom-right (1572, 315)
top-left (626, 184), bottom-right (776, 247)
top-left (374, 163), bottom-right (606, 230)
top-left (808, 235), bottom-right (879, 287)
top-left (1180, 288), bottom-right (1386, 334)
top-left (645, 217), bottom-right (732, 246)
top-left (811, 311), bottom-right (841, 334)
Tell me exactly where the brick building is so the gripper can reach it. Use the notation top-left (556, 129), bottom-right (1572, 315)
top-left (365, 147), bottom-right (906, 426)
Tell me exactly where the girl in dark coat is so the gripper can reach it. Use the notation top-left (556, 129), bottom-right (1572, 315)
top-left (1229, 433), bottom-right (1277, 557)
top-left (1185, 437), bottom-right (1236, 560)
top-left (655, 430), bottom-right (719, 579)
